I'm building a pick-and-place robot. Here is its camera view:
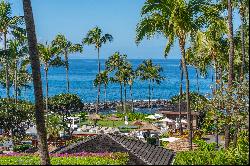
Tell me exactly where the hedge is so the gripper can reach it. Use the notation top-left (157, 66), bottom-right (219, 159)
top-left (0, 152), bottom-right (129, 165)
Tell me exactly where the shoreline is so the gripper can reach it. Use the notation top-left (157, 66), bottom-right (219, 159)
top-left (83, 99), bottom-right (172, 113)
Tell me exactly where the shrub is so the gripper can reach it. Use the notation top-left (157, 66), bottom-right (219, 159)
top-left (0, 152), bottom-right (129, 165)
top-left (13, 144), bottom-right (33, 152)
top-left (173, 149), bottom-right (248, 165)
top-left (147, 137), bottom-right (157, 145)
top-left (193, 139), bottom-right (217, 151)
top-left (47, 93), bottom-right (83, 114)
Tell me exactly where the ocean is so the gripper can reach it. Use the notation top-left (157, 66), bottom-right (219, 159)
top-left (0, 59), bottom-right (214, 103)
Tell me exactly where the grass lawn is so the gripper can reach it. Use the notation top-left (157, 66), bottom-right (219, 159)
top-left (80, 119), bottom-right (138, 132)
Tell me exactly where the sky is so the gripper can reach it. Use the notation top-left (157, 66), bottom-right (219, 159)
top-left (5, 0), bottom-right (241, 59)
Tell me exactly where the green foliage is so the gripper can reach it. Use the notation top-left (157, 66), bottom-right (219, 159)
top-left (170, 92), bottom-right (208, 129)
top-left (0, 98), bottom-right (34, 142)
top-left (47, 93), bottom-right (83, 114)
top-left (78, 112), bottom-right (87, 122)
top-left (193, 139), bottom-right (217, 151)
top-left (113, 112), bottom-right (147, 121)
top-left (0, 153), bottom-right (129, 165)
top-left (46, 114), bottom-right (63, 139)
top-left (13, 144), bottom-right (33, 152)
top-left (147, 137), bottom-right (157, 145)
top-left (173, 149), bottom-right (248, 165)
top-left (174, 130), bottom-right (249, 165)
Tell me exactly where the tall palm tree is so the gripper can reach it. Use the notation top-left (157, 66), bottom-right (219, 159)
top-left (0, 0), bottom-right (23, 98)
top-left (83, 27), bottom-right (113, 113)
top-left (8, 37), bottom-right (30, 103)
top-left (22, 0), bottom-right (50, 164)
top-left (116, 62), bottom-right (133, 112)
top-left (136, 0), bottom-right (208, 150)
top-left (136, 59), bottom-right (164, 109)
top-left (225, 0), bottom-right (235, 149)
top-left (52, 34), bottom-right (83, 92)
top-left (105, 52), bottom-right (127, 109)
top-left (94, 70), bottom-right (109, 109)
top-left (127, 67), bottom-right (135, 112)
top-left (38, 42), bottom-right (64, 115)
top-left (236, 0), bottom-right (249, 82)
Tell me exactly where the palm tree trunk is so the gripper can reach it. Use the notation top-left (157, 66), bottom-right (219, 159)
top-left (23, 0), bottom-right (50, 164)
top-left (65, 52), bottom-right (70, 93)
top-left (104, 84), bottom-right (107, 109)
top-left (239, 5), bottom-right (245, 83)
top-left (4, 32), bottom-right (10, 98)
top-left (14, 59), bottom-right (18, 104)
top-left (130, 85), bottom-right (134, 113)
top-left (148, 80), bottom-right (151, 108)
top-left (96, 48), bottom-right (100, 113)
top-left (225, 0), bottom-right (235, 149)
top-left (179, 60), bottom-right (183, 135)
top-left (179, 37), bottom-right (192, 150)
top-left (120, 82), bottom-right (123, 109)
top-left (219, 66), bottom-right (223, 90)
top-left (195, 67), bottom-right (199, 93)
top-left (45, 65), bottom-right (49, 116)
top-left (124, 83), bottom-right (127, 113)
top-left (96, 84), bottom-right (100, 114)
top-left (233, 121), bottom-right (239, 147)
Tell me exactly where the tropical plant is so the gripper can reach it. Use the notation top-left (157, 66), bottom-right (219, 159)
top-left (83, 26), bottom-right (113, 113)
top-left (0, 98), bottom-right (34, 144)
top-left (0, 0), bottom-right (24, 98)
top-left (105, 52), bottom-right (127, 108)
top-left (136, 0), bottom-right (209, 150)
top-left (47, 93), bottom-right (83, 136)
top-left (136, 59), bottom-right (164, 108)
top-left (52, 34), bottom-right (83, 92)
top-left (46, 114), bottom-right (63, 140)
top-left (94, 70), bottom-right (109, 108)
top-left (22, 0), bottom-right (50, 164)
top-left (38, 42), bottom-right (64, 113)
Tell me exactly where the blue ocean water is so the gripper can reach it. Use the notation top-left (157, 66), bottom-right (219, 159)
top-left (0, 59), bottom-right (214, 103)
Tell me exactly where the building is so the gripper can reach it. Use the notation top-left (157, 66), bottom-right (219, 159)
top-left (51, 133), bottom-right (175, 165)
top-left (157, 102), bottom-right (199, 129)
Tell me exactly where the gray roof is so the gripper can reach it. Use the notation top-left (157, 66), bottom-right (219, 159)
top-left (52, 133), bottom-right (175, 165)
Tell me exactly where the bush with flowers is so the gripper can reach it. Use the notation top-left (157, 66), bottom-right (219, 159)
top-left (0, 152), bottom-right (129, 165)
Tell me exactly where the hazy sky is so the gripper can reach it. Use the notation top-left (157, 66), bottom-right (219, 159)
top-left (6, 0), bottom-right (241, 59)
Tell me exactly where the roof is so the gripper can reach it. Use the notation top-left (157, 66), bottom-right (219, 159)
top-left (88, 113), bottom-right (101, 120)
top-left (52, 133), bottom-right (175, 165)
top-left (138, 123), bottom-right (161, 132)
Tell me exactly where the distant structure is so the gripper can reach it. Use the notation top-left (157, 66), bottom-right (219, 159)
top-left (157, 102), bottom-right (199, 129)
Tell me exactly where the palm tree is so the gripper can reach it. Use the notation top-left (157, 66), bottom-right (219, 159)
top-left (223, 0), bottom-right (235, 149)
top-left (116, 62), bottom-right (133, 112)
top-left (127, 67), bottom-right (135, 112)
top-left (236, 0), bottom-right (249, 82)
top-left (22, 0), bottom-right (50, 164)
top-left (136, 0), bottom-right (208, 150)
top-left (8, 38), bottom-right (30, 103)
top-left (94, 70), bottom-right (109, 109)
top-left (83, 27), bottom-right (113, 113)
top-left (52, 34), bottom-right (83, 92)
top-left (38, 42), bottom-right (64, 115)
top-left (0, 0), bottom-right (23, 98)
top-left (105, 52), bottom-right (127, 109)
top-left (136, 59), bottom-right (164, 109)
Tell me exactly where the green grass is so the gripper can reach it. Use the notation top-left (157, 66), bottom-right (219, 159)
top-left (81, 120), bottom-right (133, 128)
top-left (80, 119), bottom-right (138, 132)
